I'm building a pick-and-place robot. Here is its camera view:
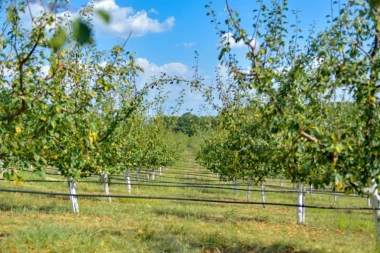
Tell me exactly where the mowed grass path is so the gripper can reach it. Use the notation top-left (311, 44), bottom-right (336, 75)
top-left (0, 148), bottom-right (376, 252)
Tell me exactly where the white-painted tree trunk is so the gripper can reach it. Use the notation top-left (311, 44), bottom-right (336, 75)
top-left (159, 167), bottom-right (162, 175)
top-left (0, 160), bottom-right (3, 179)
top-left (146, 169), bottom-right (150, 182)
top-left (368, 197), bottom-right (372, 208)
top-left (234, 178), bottom-right (238, 195)
top-left (152, 170), bottom-right (156, 181)
top-left (334, 191), bottom-right (338, 202)
top-left (136, 168), bottom-right (140, 185)
top-left (101, 172), bottom-right (111, 202)
top-left (280, 178), bottom-right (283, 187)
top-left (125, 170), bottom-right (131, 193)
top-left (261, 183), bottom-right (266, 208)
top-left (297, 183), bottom-right (305, 225)
top-left (247, 178), bottom-right (252, 202)
top-left (68, 177), bottom-right (79, 213)
top-left (364, 180), bottom-right (380, 250)
top-left (309, 184), bottom-right (313, 194)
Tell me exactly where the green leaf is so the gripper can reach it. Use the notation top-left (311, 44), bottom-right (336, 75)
top-left (335, 143), bottom-right (344, 153)
top-left (3, 172), bottom-right (10, 181)
top-left (34, 153), bottom-right (40, 162)
top-left (96, 10), bottom-right (110, 24)
top-left (49, 27), bottom-right (67, 52)
top-left (72, 19), bottom-right (91, 45)
top-left (218, 48), bottom-right (227, 60)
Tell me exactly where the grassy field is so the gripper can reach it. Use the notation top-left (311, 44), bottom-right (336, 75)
top-left (0, 148), bottom-right (376, 253)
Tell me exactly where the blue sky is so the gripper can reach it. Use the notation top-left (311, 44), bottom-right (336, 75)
top-left (23, 0), bottom-right (346, 115)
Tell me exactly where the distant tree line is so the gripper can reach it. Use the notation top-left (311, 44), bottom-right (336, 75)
top-left (163, 113), bottom-right (217, 136)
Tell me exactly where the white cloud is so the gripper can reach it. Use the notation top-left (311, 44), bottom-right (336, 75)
top-left (99, 61), bottom-right (108, 68)
top-left (136, 58), bottom-right (188, 78)
top-left (217, 63), bottom-right (231, 82)
top-left (93, 0), bottom-right (120, 10)
top-left (149, 8), bottom-right (159, 15)
top-left (221, 32), bottom-right (255, 49)
top-left (40, 65), bottom-right (50, 77)
top-left (135, 57), bottom-right (189, 89)
top-left (28, 2), bottom-right (46, 17)
top-left (92, 0), bottom-right (174, 38)
top-left (183, 42), bottom-right (196, 48)
top-left (133, 58), bottom-right (206, 114)
top-left (24, 0), bottom-right (174, 38)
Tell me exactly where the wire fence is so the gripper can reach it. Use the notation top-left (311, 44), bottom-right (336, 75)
top-left (0, 188), bottom-right (375, 211)
top-left (2, 164), bottom-right (372, 215)
top-left (0, 176), bottom-right (368, 202)
top-left (10, 170), bottom-right (364, 199)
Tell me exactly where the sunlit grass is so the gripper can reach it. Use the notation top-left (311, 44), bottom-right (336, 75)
top-left (0, 148), bottom-right (376, 253)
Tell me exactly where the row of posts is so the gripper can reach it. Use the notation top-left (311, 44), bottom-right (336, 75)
top-left (68, 167), bottom-right (166, 213)
top-left (3, 167), bottom-right (371, 223)
top-left (225, 176), bottom-right (372, 225)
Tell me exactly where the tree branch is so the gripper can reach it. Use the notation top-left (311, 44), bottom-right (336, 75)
top-left (299, 130), bottom-right (319, 143)
top-left (351, 41), bottom-right (372, 60)
top-left (1, 27), bottom-right (44, 122)
top-left (370, 33), bottom-right (378, 58)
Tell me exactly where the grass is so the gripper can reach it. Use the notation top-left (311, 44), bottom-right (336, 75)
top-left (0, 148), bottom-right (376, 253)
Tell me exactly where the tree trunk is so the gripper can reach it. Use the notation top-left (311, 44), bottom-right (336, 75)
top-left (297, 183), bottom-right (305, 225)
top-left (68, 177), bottom-right (79, 213)
top-left (125, 170), bottom-right (131, 193)
top-left (234, 178), bottom-right (238, 195)
top-left (247, 178), bottom-right (252, 202)
top-left (101, 172), bottom-right (111, 202)
top-left (261, 183), bottom-right (266, 208)
top-left (0, 160), bottom-right (3, 180)
top-left (146, 169), bottom-right (150, 182)
top-left (136, 168), bottom-right (140, 185)
top-left (368, 181), bottom-right (380, 250)
top-left (152, 170), bottom-right (156, 181)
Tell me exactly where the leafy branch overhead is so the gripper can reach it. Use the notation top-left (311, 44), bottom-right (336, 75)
top-left (0, 0), bottom-right (190, 181)
top-left (201, 0), bottom-right (380, 247)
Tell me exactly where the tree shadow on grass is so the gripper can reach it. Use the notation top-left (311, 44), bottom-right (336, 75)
top-left (153, 208), bottom-right (269, 223)
top-left (145, 231), bottom-right (323, 253)
top-left (201, 243), bottom-right (323, 253)
top-left (0, 202), bottom-right (70, 213)
top-left (195, 231), bottom-right (323, 253)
